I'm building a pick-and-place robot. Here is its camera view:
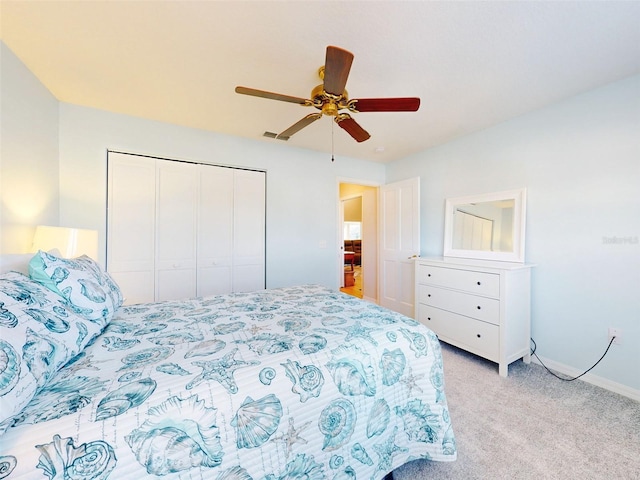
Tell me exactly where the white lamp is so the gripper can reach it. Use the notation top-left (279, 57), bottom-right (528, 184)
top-left (32, 225), bottom-right (99, 260)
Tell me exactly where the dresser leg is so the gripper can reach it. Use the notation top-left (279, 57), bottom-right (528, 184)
top-left (499, 363), bottom-right (508, 377)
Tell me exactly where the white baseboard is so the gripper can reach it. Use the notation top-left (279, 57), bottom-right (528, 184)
top-left (362, 295), bottom-right (377, 304)
top-left (531, 355), bottom-right (640, 402)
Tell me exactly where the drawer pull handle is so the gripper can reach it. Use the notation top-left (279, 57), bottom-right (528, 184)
top-left (476, 306), bottom-right (481, 310)
top-left (428, 274), bottom-right (431, 277)
top-left (477, 334), bottom-right (481, 338)
top-left (428, 294), bottom-right (431, 297)
top-left (427, 317), bottom-right (431, 321)
top-left (477, 281), bottom-right (481, 286)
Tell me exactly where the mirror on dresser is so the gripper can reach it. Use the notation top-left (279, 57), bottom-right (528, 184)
top-left (443, 188), bottom-right (527, 263)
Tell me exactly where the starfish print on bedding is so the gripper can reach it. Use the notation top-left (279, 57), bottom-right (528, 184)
top-left (58, 352), bottom-right (110, 378)
top-left (186, 348), bottom-right (259, 394)
top-left (270, 417), bottom-right (312, 458)
top-left (249, 323), bottom-right (271, 335)
top-left (373, 426), bottom-right (408, 474)
top-left (398, 366), bottom-right (425, 397)
top-left (338, 321), bottom-right (381, 346)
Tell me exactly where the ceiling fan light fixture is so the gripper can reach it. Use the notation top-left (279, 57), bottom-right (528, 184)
top-left (322, 102), bottom-right (339, 117)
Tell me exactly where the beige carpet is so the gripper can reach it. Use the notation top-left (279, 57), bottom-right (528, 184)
top-left (392, 343), bottom-right (640, 480)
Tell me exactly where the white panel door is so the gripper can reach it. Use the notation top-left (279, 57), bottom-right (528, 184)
top-left (233, 169), bottom-right (265, 292)
top-left (379, 177), bottom-right (420, 317)
top-left (107, 153), bottom-right (156, 305)
top-left (197, 165), bottom-right (234, 296)
top-left (155, 160), bottom-right (197, 301)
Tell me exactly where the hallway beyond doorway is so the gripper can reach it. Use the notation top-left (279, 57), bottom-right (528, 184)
top-left (340, 265), bottom-right (362, 298)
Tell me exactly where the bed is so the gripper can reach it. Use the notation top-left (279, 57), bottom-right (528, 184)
top-left (0, 251), bottom-right (456, 479)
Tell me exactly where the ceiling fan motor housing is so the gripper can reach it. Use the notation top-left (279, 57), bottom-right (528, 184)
top-left (311, 83), bottom-right (347, 117)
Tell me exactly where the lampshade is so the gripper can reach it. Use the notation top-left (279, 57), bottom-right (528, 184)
top-left (32, 225), bottom-right (99, 260)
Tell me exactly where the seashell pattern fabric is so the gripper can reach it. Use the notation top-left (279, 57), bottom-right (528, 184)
top-left (28, 250), bottom-right (123, 325)
top-left (0, 272), bottom-right (110, 435)
top-left (1, 284), bottom-right (455, 479)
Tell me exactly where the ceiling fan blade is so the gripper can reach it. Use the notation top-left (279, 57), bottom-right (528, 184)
top-left (277, 113), bottom-right (323, 140)
top-left (323, 46), bottom-right (354, 96)
top-left (235, 86), bottom-right (309, 105)
top-left (335, 115), bottom-right (370, 143)
top-left (350, 97), bottom-right (421, 112)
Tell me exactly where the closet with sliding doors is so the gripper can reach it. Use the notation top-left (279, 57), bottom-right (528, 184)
top-left (107, 151), bottom-right (265, 305)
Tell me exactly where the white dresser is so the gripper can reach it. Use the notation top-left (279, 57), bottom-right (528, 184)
top-left (415, 257), bottom-right (533, 376)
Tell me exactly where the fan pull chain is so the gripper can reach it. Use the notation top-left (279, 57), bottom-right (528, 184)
top-left (331, 120), bottom-right (335, 162)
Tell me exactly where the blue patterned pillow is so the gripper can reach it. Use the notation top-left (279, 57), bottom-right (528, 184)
top-left (0, 272), bottom-right (106, 434)
top-left (29, 251), bottom-right (123, 326)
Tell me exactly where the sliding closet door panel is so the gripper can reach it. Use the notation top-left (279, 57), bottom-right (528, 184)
top-left (108, 152), bottom-right (266, 301)
top-left (197, 165), bottom-right (233, 296)
top-left (233, 170), bottom-right (266, 292)
top-left (113, 271), bottom-right (155, 305)
top-left (107, 153), bottom-right (156, 304)
top-left (156, 268), bottom-right (196, 302)
top-left (155, 160), bottom-right (197, 301)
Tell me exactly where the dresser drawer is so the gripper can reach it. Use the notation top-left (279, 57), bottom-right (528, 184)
top-left (418, 304), bottom-right (499, 361)
top-left (418, 285), bottom-right (500, 325)
top-left (416, 264), bottom-right (499, 298)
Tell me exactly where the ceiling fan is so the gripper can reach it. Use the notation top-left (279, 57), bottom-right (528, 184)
top-left (235, 46), bottom-right (420, 143)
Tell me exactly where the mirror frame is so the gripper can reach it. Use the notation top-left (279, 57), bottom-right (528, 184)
top-left (443, 188), bottom-right (527, 263)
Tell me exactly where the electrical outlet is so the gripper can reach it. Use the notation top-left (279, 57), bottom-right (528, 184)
top-left (608, 328), bottom-right (622, 345)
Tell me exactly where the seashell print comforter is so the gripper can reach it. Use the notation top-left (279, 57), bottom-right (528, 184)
top-left (0, 285), bottom-right (456, 479)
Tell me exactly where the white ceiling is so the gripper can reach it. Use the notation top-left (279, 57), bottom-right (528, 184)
top-left (2, 1), bottom-right (639, 163)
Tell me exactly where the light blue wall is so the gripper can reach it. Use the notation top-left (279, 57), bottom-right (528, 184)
top-left (57, 103), bottom-right (386, 290)
top-left (387, 75), bottom-right (640, 393)
top-left (0, 42), bottom-right (59, 252)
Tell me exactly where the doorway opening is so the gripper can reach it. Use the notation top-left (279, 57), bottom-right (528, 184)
top-left (339, 183), bottom-right (378, 302)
